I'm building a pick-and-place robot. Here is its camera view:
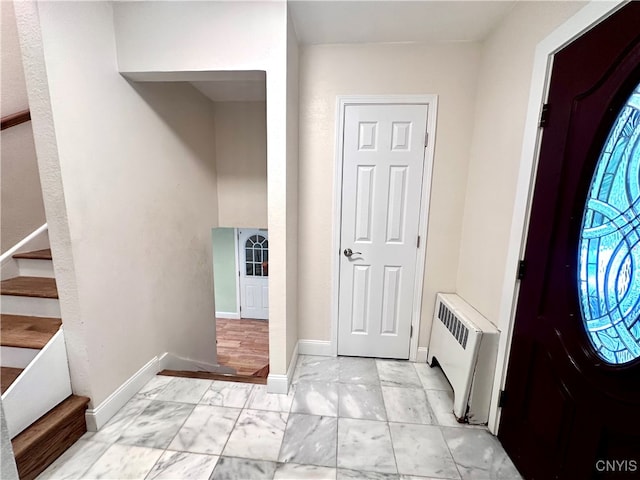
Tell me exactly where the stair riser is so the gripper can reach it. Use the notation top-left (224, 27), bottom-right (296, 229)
top-left (16, 407), bottom-right (86, 480)
top-left (1, 296), bottom-right (60, 317)
top-left (16, 258), bottom-right (54, 278)
top-left (0, 346), bottom-right (39, 369)
top-left (13, 395), bottom-right (89, 480)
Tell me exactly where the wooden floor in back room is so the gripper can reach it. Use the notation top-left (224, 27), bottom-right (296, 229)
top-left (215, 317), bottom-right (269, 377)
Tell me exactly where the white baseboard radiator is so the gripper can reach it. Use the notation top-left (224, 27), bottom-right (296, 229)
top-left (427, 293), bottom-right (500, 425)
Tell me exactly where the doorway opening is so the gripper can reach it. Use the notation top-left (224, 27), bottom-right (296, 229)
top-left (212, 227), bottom-right (269, 377)
top-left (191, 72), bottom-right (270, 381)
top-left (127, 70), bottom-right (270, 381)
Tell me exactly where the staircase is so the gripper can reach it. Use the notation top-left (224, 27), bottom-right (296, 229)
top-left (1, 240), bottom-right (90, 479)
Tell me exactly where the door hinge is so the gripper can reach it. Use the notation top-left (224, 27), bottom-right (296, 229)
top-left (417, 236), bottom-right (421, 248)
top-left (517, 260), bottom-right (526, 280)
top-left (539, 103), bottom-right (550, 128)
top-left (410, 325), bottom-right (413, 338)
top-left (424, 132), bottom-right (429, 148)
top-left (498, 389), bottom-right (507, 408)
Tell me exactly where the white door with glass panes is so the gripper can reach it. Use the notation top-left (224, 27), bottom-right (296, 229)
top-left (338, 103), bottom-right (428, 358)
top-left (239, 229), bottom-right (269, 320)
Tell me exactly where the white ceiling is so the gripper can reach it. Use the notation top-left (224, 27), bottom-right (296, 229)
top-left (289, 1), bottom-right (518, 45)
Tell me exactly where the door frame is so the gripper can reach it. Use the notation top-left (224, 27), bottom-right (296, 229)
top-left (489, 0), bottom-right (627, 434)
top-left (330, 95), bottom-right (438, 361)
top-left (233, 228), bottom-right (241, 318)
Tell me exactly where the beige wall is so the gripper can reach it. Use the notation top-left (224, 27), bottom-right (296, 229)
top-left (105, 0), bottom-right (293, 379)
top-left (214, 101), bottom-right (267, 228)
top-left (1, 1), bottom-right (45, 253)
top-left (286, 12), bottom-right (299, 366)
top-left (1, 1), bottom-right (28, 114)
top-left (456, 1), bottom-right (587, 325)
top-left (18, 0), bottom-right (220, 405)
top-left (297, 42), bottom-right (481, 347)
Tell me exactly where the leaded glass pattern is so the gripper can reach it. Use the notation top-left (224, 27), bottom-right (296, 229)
top-left (578, 83), bottom-right (640, 365)
top-left (245, 234), bottom-right (268, 277)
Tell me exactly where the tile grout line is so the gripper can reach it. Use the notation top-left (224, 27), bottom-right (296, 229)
top-left (275, 358), bottom-right (302, 467)
top-left (52, 439), bottom-right (108, 480)
top-left (275, 356), bottom-right (301, 463)
top-left (141, 399), bottom-right (198, 478)
top-left (158, 377), bottom-right (211, 451)
top-left (386, 419), bottom-right (401, 477)
top-left (210, 383), bottom-right (249, 462)
top-left (163, 378), bottom-right (243, 477)
top-left (388, 363), bottom-right (415, 477)
top-left (142, 450), bottom-right (164, 480)
top-left (375, 358), bottom-right (400, 476)
top-left (225, 402), bottom-right (289, 463)
top-left (438, 424), bottom-right (465, 480)
top-left (59, 359), bottom-right (506, 480)
top-left (419, 361), bottom-right (464, 480)
top-left (278, 357), bottom-right (340, 470)
top-left (139, 376), bottom-right (211, 479)
top-left (334, 374), bottom-right (341, 472)
top-left (335, 356), bottom-right (350, 472)
top-left (422, 386), bottom-right (441, 427)
top-left (66, 379), bottom-right (175, 480)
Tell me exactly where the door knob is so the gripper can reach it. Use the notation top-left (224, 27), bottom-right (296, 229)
top-left (344, 248), bottom-right (362, 258)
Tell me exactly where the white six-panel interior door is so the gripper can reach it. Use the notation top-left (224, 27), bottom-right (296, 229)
top-left (338, 103), bottom-right (429, 358)
top-left (238, 228), bottom-right (269, 320)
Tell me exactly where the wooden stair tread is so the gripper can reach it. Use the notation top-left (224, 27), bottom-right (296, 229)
top-left (1, 367), bottom-right (24, 394)
top-left (12, 249), bottom-right (52, 260)
top-left (1, 314), bottom-right (62, 349)
top-left (0, 276), bottom-right (58, 299)
top-left (159, 369), bottom-right (267, 385)
top-left (12, 395), bottom-right (90, 480)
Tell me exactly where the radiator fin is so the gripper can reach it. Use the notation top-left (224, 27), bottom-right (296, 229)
top-left (437, 302), bottom-right (469, 349)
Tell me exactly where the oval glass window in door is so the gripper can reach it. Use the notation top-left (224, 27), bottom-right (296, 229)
top-left (578, 83), bottom-right (640, 365)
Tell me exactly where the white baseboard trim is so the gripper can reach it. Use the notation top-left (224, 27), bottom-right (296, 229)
top-left (297, 340), bottom-right (333, 357)
top-left (158, 352), bottom-right (171, 370)
top-left (416, 347), bottom-right (429, 364)
top-left (266, 374), bottom-right (288, 395)
top-left (215, 311), bottom-right (240, 320)
top-left (158, 352), bottom-right (235, 375)
top-left (85, 356), bottom-right (159, 431)
top-left (86, 351), bottom-right (238, 431)
top-left (267, 341), bottom-right (298, 394)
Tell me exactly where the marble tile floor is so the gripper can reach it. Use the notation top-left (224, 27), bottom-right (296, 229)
top-left (37, 356), bottom-right (522, 480)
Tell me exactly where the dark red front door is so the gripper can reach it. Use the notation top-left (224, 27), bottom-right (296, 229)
top-left (499, 4), bottom-right (640, 479)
